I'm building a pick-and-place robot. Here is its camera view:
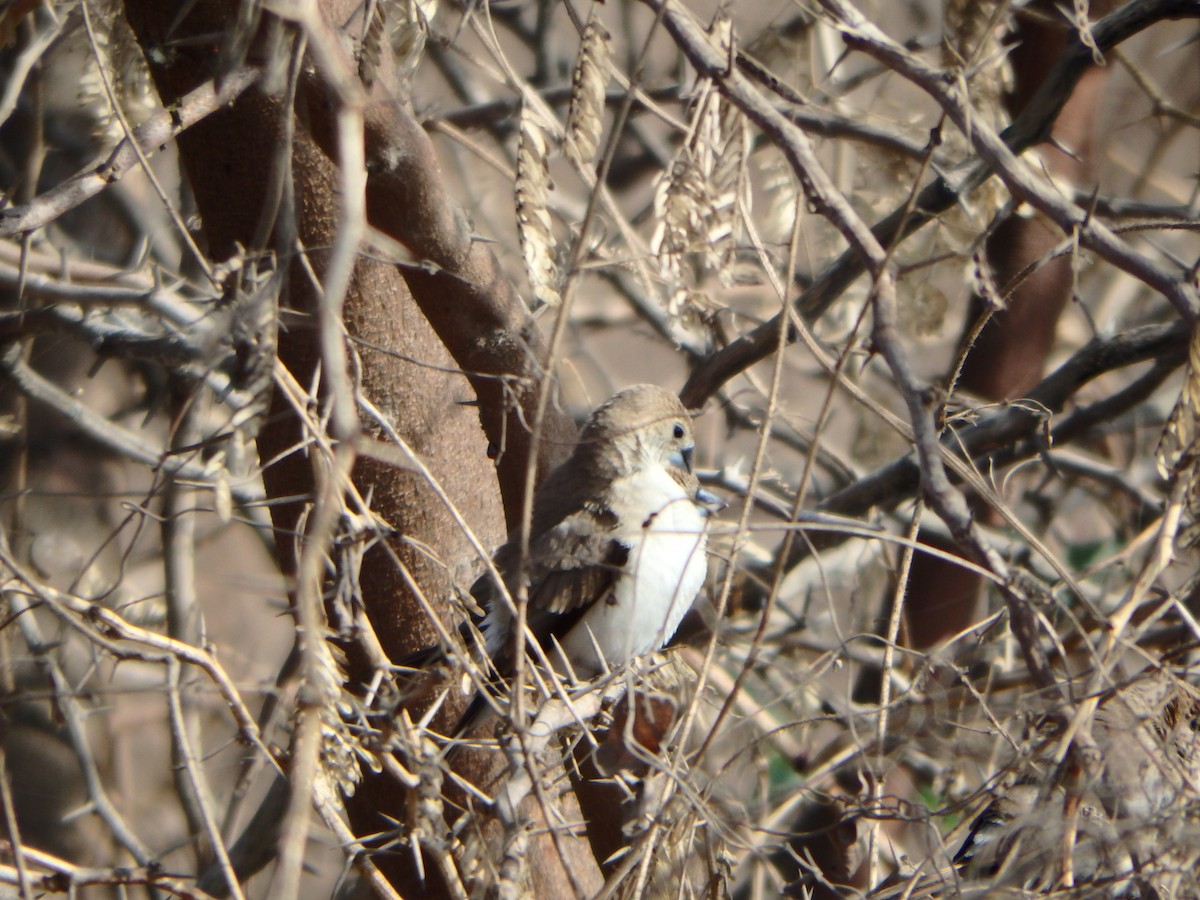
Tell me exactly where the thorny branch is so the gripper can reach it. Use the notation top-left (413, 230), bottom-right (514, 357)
top-left (816, 321), bottom-right (1190, 522)
top-left (0, 343), bottom-right (263, 505)
top-left (0, 839), bottom-right (217, 898)
top-left (0, 67), bottom-right (262, 241)
top-left (647, 0), bottom-right (1060, 690)
top-left (0, 0), bottom-right (1196, 896)
top-left (677, 0), bottom-right (1200, 406)
top-left (818, 0), bottom-right (1200, 321)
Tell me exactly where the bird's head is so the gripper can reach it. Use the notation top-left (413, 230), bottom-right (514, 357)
top-left (579, 384), bottom-right (696, 475)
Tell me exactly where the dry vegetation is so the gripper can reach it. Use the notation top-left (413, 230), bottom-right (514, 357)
top-left (0, 0), bottom-right (1199, 897)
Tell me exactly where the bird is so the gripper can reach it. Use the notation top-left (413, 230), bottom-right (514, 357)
top-left (425, 384), bottom-right (718, 740)
top-left (955, 670), bottom-right (1200, 896)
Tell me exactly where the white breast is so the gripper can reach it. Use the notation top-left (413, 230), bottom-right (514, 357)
top-left (558, 466), bottom-right (708, 676)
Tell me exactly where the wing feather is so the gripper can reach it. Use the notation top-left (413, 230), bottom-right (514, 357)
top-left (524, 501), bottom-right (629, 648)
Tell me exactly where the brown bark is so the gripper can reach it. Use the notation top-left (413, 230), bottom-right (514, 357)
top-left (118, 1), bottom-right (595, 895)
top-left (294, 3), bottom-right (577, 525)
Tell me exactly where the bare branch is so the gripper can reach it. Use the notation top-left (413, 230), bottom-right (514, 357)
top-left (0, 68), bottom-right (261, 240)
top-left (677, 0), bottom-right (1200, 406)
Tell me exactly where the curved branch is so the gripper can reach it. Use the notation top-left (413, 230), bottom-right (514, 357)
top-left (0, 68), bottom-right (261, 239)
top-left (674, 0), bottom-right (1200, 407)
top-left (821, 0), bottom-right (1200, 321)
top-left (816, 321), bottom-right (1188, 520)
top-left (296, 53), bottom-right (576, 525)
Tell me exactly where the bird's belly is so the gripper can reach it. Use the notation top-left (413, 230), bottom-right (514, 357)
top-left (560, 503), bottom-right (707, 676)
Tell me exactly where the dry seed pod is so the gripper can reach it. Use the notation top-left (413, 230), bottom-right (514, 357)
top-left (970, 246), bottom-right (1003, 312)
top-left (651, 73), bottom-right (748, 328)
top-left (1072, 0), bottom-right (1106, 66)
top-left (940, 0), bottom-right (1012, 239)
top-left (760, 147), bottom-right (801, 246)
top-left (1157, 325), bottom-right (1200, 478)
top-left (653, 152), bottom-right (707, 264)
top-left (565, 12), bottom-right (611, 168)
top-left (79, 0), bottom-right (158, 145)
top-left (358, 0), bottom-right (387, 87)
top-left (1157, 326), bottom-right (1200, 546)
top-left (516, 107), bottom-right (560, 308)
top-left (709, 105), bottom-right (748, 285)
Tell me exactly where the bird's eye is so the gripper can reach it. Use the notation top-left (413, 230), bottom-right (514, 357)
top-left (673, 423), bottom-right (685, 439)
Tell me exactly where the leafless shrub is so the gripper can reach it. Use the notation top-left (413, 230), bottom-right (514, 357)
top-left (0, 0), bottom-right (1197, 898)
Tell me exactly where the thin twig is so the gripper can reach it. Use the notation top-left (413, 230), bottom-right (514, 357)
top-left (0, 68), bottom-right (261, 240)
top-left (0, 343), bottom-right (263, 506)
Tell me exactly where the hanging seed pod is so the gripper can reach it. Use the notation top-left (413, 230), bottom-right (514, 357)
top-left (565, 11), bottom-right (611, 168)
top-left (516, 107), bottom-right (560, 308)
top-left (358, 0), bottom-right (387, 87)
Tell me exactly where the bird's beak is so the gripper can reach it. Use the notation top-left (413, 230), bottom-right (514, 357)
top-left (670, 445), bottom-right (695, 474)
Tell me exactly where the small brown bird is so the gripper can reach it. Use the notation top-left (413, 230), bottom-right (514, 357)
top-left (474, 383), bottom-right (714, 679)
top-left (422, 384), bottom-right (718, 740)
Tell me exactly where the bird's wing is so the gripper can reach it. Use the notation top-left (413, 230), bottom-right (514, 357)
top-left (522, 501), bottom-right (631, 651)
top-left (448, 503), bottom-right (630, 741)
